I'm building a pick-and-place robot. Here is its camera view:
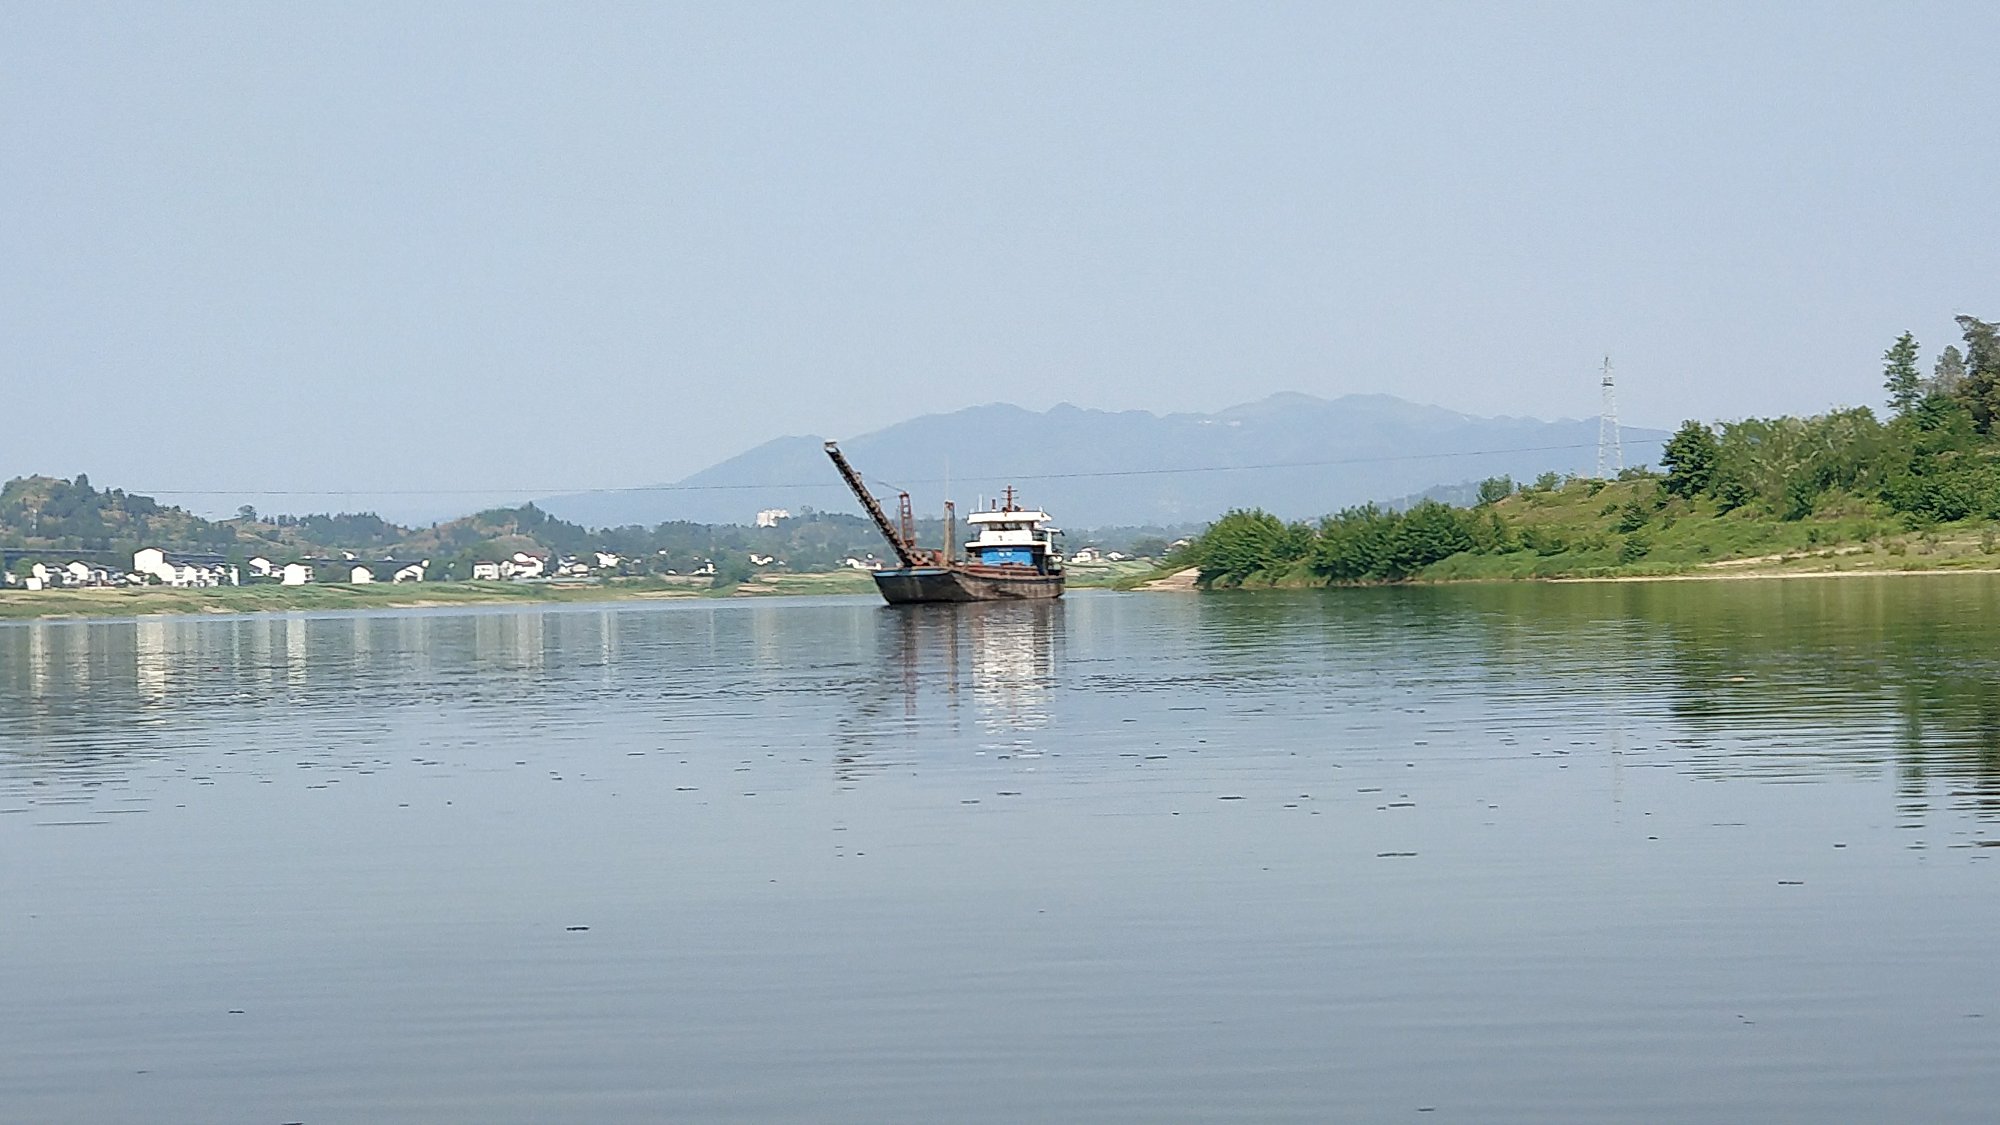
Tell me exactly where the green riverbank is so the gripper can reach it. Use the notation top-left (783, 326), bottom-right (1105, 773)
top-left (0, 560), bottom-right (1155, 620)
top-left (1150, 476), bottom-right (2000, 591)
top-left (0, 579), bottom-right (710, 620)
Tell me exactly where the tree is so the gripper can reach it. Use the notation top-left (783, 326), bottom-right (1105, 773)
top-left (712, 553), bottom-right (757, 588)
top-left (1310, 505), bottom-right (1398, 581)
top-left (1475, 476), bottom-right (1515, 506)
top-left (1382, 501), bottom-right (1473, 577)
top-left (1194, 509), bottom-right (1298, 586)
top-left (1954, 315), bottom-right (2000, 432)
top-left (1933, 345), bottom-right (1968, 394)
top-left (1883, 331), bottom-right (1923, 416)
top-left (1960, 314), bottom-right (2000, 375)
top-left (1658, 421), bottom-right (1719, 499)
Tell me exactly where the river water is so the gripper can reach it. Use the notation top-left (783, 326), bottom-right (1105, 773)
top-left (3, 580), bottom-right (1998, 1122)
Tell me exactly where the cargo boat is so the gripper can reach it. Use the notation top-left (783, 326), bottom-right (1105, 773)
top-left (824, 441), bottom-right (1064, 604)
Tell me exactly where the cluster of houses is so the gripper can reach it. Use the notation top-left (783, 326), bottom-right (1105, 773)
top-left (0, 548), bottom-right (244, 591)
top-left (3, 539), bottom-right (1179, 593)
top-left (467, 551), bottom-right (627, 581)
top-left (0, 548), bottom-right (416, 591)
top-left (245, 555), bottom-right (428, 585)
top-left (0, 546), bottom-right (644, 592)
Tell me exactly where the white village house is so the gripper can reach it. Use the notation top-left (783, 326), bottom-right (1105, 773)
top-left (336, 560), bottom-right (427, 584)
top-left (470, 553), bottom-right (549, 581)
top-left (133, 548), bottom-right (238, 588)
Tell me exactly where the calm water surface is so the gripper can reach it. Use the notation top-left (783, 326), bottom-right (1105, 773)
top-left (3, 580), bottom-right (1999, 1122)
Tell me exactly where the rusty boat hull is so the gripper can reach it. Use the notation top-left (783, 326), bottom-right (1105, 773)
top-left (871, 564), bottom-right (1064, 604)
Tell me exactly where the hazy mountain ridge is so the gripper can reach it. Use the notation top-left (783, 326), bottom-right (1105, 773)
top-left (540, 393), bottom-right (1666, 529)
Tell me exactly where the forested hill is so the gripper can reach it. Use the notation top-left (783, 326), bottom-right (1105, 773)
top-left (1181, 315), bottom-right (2000, 587)
top-left (0, 475), bottom-right (239, 552)
top-left (0, 473), bottom-right (954, 578)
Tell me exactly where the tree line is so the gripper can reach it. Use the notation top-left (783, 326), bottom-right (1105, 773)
top-left (1181, 315), bottom-right (2000, 587)
top-left (0, 474), bottom-right (947, 580)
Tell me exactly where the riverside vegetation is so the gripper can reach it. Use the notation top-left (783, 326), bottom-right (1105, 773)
top-left (1180, 316), bottom-right (2000, 588)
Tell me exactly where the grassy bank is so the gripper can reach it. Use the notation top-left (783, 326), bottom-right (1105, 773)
top-left (0, 577), bottom-right (729, 620)
top-left (1174, 475), bottom-right (2000, 591)
top-left (1425, 478), bottom-right (2000, 581)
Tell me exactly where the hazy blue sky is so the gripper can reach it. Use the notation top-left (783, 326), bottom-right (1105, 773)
top-left (6, 2), bottom-right (1998, 517)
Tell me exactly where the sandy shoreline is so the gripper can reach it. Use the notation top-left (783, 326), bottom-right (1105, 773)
top-left (1137, 562), bottom-right (2000, 591)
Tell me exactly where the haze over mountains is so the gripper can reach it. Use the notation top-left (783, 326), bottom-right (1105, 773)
top-left (540, 393), bottom-right (1666, 531)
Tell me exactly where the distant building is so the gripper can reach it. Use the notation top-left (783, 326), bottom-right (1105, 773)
top-left (38, 560), bottom-right (121, 587)
top-left (316, 559), bottom-right (427, 584)
top-left (280, 563), bottom-right (312, 586)
top-left (133, 547), bottom-right (238, 588)
top-left (471, 562), bottom-right (504, 581)
top-left (755, 508), bottom-right (791, 528)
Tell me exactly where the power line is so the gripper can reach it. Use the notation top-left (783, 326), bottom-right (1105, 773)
top-left (132, 441), bottom-right (1602, 499)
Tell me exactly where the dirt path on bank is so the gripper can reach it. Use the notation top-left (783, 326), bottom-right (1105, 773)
top-left (1136, 568), bottom-right (1200, 591)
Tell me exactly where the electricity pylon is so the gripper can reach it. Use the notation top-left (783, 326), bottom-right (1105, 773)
top-left (1597, 356), bottom-right (1623, 479)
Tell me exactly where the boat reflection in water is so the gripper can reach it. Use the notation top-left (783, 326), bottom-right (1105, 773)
top-left (908, 600), bottom-right (1060, 726)
top-left (834, 599), bottom-right (1063, 785)
top-left (964, 599), bottom-right (1059, 739)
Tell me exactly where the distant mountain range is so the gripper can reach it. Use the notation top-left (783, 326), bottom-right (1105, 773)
top-left (538, 393), bottom-right (1668, 530)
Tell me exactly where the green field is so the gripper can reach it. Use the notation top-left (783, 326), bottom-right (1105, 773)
top-left (0, 578), bottom-right (722, 620)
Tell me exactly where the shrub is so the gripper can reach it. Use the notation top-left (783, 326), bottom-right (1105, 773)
top-left (1614, 498), bottom-right (1649, 533)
